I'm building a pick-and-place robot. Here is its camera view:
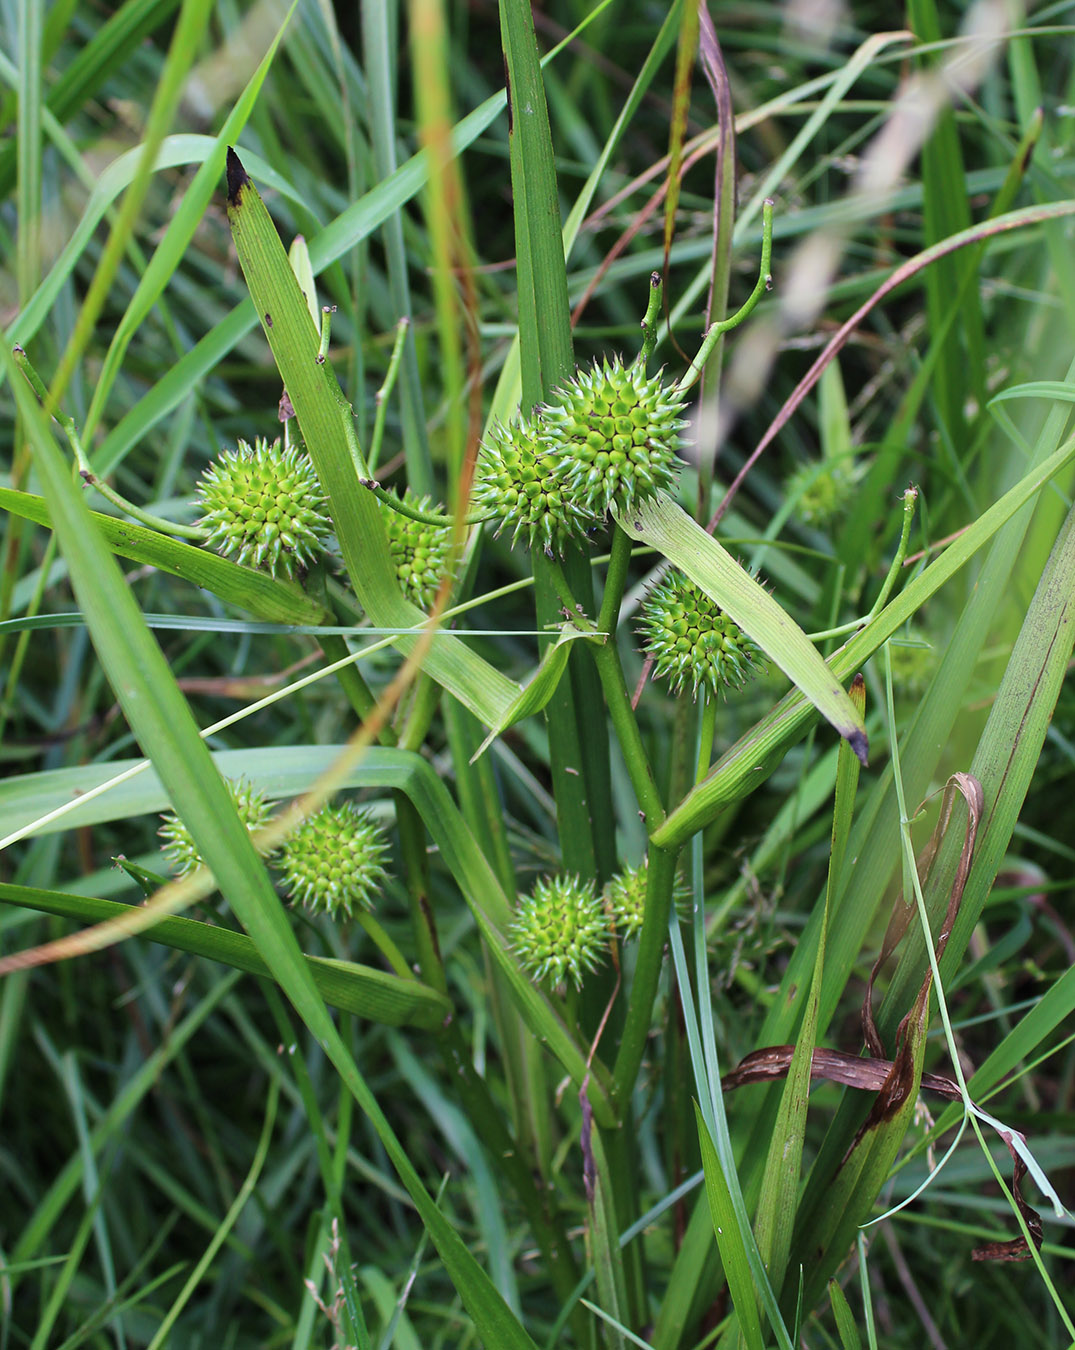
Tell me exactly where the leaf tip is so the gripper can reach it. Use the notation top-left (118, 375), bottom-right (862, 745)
top-left (848, 727), bottom-right (869, 767)
top-left (226, 147), bottom-right (250, 207)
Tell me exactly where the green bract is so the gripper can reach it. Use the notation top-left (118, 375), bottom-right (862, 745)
top-left (509, 874), bottom-right (610, 990)
top-left (472, 417), bottom-right (594, 552)
top-left (381, 489), bottom-right (454, 609)
top-left (159, 777), bottom-right (275, 876)
top-left (277, 802), bottom-right (389, 919)
top-left (540, 357), bottom-right (687, 516)
top-left (639, 568), bottom-right (762, 699)
top-left (196, 436), bottom-right (331, 578)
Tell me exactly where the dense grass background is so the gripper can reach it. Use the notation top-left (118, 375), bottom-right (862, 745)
top-left (1, 1), bottom-right (1074, 1346)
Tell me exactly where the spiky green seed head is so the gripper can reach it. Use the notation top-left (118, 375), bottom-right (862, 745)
top-left (381, 490), bottom-right (454, 609)
top-left (510, 875), bottom-right (609, 990)
top-left (159, 777), bottom-right (275, 877)
top-left (604, 860), bottom-right (649, 941)
top-left (472, 417), bottom-right (594, 553)
top-left (788, 460), bottom-right (853, 526)
top-left (540, 357), bottom-right (687, 516)
top-left (276, 802), bottom-right (388, 919)
top-left (638, 569), bottom-right (762, 699)
top-left (196, 437), bottom-right (331, 578)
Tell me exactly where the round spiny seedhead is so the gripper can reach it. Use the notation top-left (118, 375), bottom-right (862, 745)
top-left (539, 357), bottom-right (687, 517)
top-left (196, 437), bottom-right (331, 579)
top-left (381, 490), bottom-right (454, 609)
top-left (276, 802), bottom-right (389, 919)
top-left (159, 777), bottom-right (275, 877)
top-left (639, 569), bottom-right (762, 699)
top-left (472, 417), bottom-right (595, 553)
top-left (788, 460), bottom-right (854, 527)
top-left (604, 860), bottom-right (649, 941)
top-left (509, 874), bottom-right (609, 990)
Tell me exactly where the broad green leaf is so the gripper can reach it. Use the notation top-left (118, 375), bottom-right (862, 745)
top-left (828, 1279), bottom-right (863, 1350)
top-left (0, 885), bottom-right (451, 1029)
top-left (614, 492), bottom-right (868, 762)
top-left (0, 487), bottom-right (329, 625)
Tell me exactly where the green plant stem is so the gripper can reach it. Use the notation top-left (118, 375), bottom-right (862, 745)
top-left (695, 694), bottom-right (717, 784)
top-left (350, 911), bottom-right (413, 982)
top-left (589, 637), bottom-right (664, 833)
top-left (393, 789), bottom-right (447, 995)
top-left (598, 520), bottom-right (633, 634)
top-left (637, 271), bottom-right (663, 369)
top-left (368, 316), bottom-right (409, 475)
top-left (611, 842), bottom-right (680, 1105)
top-left (13, 345), bottom-right (206, 541)
top-left (360, 478), bottom-right (492, 527)
top-left (677, 199), bottom-right (774, 395)
top-left (317, 304), bottom-right (335, 364)
top-left (809, 485), bottom-right (919, 641)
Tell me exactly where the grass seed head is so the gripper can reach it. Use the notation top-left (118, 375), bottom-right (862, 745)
top-left (381, 490), bottom-right (454, 609)
top-left (509, 874), bottom-right (610, 990)
top-left (159, 777), bottom-right (276, 876)
top-left (639, 569), bottom-right (762, 699)
top-left (277, 802), bottom-right (389, 919)
top-left (196, 436), bottom-right (331, 578)
top-left (472, 417), bottom-right (595, 552)
top-left (540, 357), bottom-right (686, 517)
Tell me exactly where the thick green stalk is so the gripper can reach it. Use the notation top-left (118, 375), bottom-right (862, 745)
top-left (612, 843), bottom-right (681, 1105)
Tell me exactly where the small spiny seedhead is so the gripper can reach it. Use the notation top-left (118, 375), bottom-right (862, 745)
top-left (276, 802), bottom-right (389, 919)
top-left (471, 417), bottom-right (594, 552)
top-left (381, 490), bottom-right (454, 609)
top-left (196, 437), bottom-right (331, 578)
top-left (639, 569), bottom-right (762, 699)
top-left (509, 874), bottom-right (610, 990)
top-left (604, 860), bottom-right (649, 941)
top-left (788, 460), bottom-right (854, 527)
top-left (159, 777), bottom-right (275, 877)
top-left (540, 357), bottom-right (687, 517)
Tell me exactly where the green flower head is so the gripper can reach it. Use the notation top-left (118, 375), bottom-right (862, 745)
top-left (276, 802), bottom-right (389, 919)
top-left (472, 417), bottom-right (594, 553)
top-left (639, 569), bottom-right (762, 699)
top-left (381, 489), bottom-right (454, 609)
top-left (196, 437), bottom-right (331, 578)
top-left (604, 860), bottom-right (649, 941)
top-left (788, 459), bottom-right (854, 527)
top-left (159, 777), bottom-right (275, 877)
top-left (539, 357), bottom-right (687, 517)
top-left (509, 874), bottom-right (609, 990)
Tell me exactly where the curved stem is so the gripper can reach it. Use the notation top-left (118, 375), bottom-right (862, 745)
top-left (13, 345), bottom-right (206, 540)
top-left (589, 637), bottom-right (664, 833)
top-left (368, 316), bottom-right (409, 474)
top-left (359, 477), bottom-right (493, 527)
top-left (677, 199), bottom-right (774, 395)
